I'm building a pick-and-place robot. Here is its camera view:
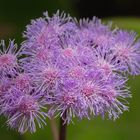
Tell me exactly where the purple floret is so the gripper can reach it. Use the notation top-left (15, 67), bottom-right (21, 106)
top-left (0, 40), bottom-right (23, 76)
top-left (113, 30), bottom-right (140, 75)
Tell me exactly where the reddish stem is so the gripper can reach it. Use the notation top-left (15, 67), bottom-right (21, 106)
top-left (59, 113), bottom-right (67, 140)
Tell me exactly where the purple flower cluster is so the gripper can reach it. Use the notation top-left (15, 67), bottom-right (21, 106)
top-left (0, 11), bottom-right (140, 133)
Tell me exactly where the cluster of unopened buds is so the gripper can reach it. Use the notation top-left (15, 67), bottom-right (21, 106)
top-left (0, 11), bottom-right (140, 134)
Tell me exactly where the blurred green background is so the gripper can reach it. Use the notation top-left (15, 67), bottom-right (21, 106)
top-left (0, 0), bottom-right (140, 140)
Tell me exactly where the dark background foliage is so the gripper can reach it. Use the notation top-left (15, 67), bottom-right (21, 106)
top-left (0, 0), bottom-right (140, 140)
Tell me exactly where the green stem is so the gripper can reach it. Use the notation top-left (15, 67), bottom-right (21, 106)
top-left (50, 118), bottom-right (59, 140)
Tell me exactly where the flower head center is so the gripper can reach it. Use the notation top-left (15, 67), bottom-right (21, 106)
top-left (43, 68), bottom-right (59, 83)
top-left (63, 48), bottom-right (75, 57)
top-left (15, 74), bottom-right (30, 90)
top-left (63, 95), bottom-right (76, 105)
top-left (19, 97), bottom-right (38, 114)
top-left (82, 87), bottom-right (93, 97)
top-left (115, 45), bottom-right (131, 59)
top-left (95, 35), bottom-right (108, 46)
top-left (0, 54), bottom-right (16, 66)
top-left (69, 66), bottom-right (85, 79)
